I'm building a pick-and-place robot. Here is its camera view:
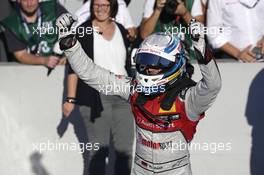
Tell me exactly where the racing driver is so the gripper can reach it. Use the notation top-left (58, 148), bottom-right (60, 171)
top-left (56, 13), bottom-right (221, 175)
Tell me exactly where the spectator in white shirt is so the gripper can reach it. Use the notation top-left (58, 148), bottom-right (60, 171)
top-left (62, 1), bottom-right (134, 174)
top-left (207, 0), bottom-right (264, 62)
top-left (191, 0), bottom-right (207, 23)
top-left (75, 0), bottom-right (136, 39)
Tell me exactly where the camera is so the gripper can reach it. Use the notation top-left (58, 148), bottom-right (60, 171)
top-left (164, 0), bottom-right (179, 15)
top-left (252, 47), bottom-right (264, 62)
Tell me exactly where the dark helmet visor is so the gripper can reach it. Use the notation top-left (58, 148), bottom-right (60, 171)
top-left (135, 52), bottom-right (175, 68)
top-left (135, 52), bottom-right (178, 75)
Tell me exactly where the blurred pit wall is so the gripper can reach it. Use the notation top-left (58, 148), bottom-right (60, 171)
top-left (0, 61), bottom-right (264, 175)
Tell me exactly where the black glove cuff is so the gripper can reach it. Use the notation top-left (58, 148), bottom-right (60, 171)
top-left (59, 35), bottom-right (77, 50)
top-left (195, 46), bottom-right (214, 65)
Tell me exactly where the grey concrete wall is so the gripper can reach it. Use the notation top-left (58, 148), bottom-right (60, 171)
top-left (0, 62), bottom-right (264, 175)
top-left (0, 64), bottom-right (82, 175)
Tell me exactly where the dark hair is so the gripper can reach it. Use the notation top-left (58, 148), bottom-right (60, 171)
top-left (90, 0), bottom-right (118, 20)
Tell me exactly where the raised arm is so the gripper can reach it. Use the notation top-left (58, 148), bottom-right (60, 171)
top-left (56, 13), bottom-right (132, 100)
top-left (140, 0), bottom-right (164, 39)
top-left (65, 41), bottom-right (132, 100)
top-left (185, 54), bottom-right (221, 121)
top-left (185, 21), bottom-right (222, 121)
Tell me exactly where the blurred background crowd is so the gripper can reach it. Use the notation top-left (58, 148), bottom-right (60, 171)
top-left (0, 0), bottom-right (263, 64)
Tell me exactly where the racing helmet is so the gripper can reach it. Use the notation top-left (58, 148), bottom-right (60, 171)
top-left (134, 32), bottom-right (186, 95)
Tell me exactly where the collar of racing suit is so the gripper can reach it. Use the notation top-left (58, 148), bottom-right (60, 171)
top-left (135, 75), bottom-right (196, 110)
top-left (133, 75), bottom-right (196, 128)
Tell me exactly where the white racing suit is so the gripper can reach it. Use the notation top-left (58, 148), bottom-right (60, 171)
top-left (64, 42), bottom-right (221, 175)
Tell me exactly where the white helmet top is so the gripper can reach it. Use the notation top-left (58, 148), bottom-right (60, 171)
top-left (134, 32), bottom-right (186, 95)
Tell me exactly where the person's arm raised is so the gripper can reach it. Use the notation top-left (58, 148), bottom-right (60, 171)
top-left (56, 13), bottom-right (132, 100)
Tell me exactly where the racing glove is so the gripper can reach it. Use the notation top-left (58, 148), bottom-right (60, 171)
top-left (189, 19), bottom-right (214, 65)
top-left (56, 13), bottom-right (78, 50)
